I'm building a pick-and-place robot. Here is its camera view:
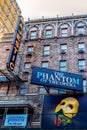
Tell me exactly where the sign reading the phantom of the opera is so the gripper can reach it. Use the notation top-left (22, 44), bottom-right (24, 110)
top-left (31, 66), bottom-right (83, 91)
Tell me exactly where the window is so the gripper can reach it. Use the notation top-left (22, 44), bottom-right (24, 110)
top-left (49, 88), bottom-right (58, 94)
top-left (78, 59), bottom-right (85, 71)
top-left (28, 46), bottom-right (33, 53)
top-left (42, 61), bottom-right (48, 68)
top-left (78, 42), bottom-right (85, 53)
top-left (45, 30), bottom-right (52, 38)
top-left (59, 61), bottom-right (67, 72)
top-left (39, 87), bottom-right (47, 94)
top-left (24, 62), bottom-right (31, 72)
top-left (78, 27), bottom-right (84, 35)
top-left (83, 79), bottom-right (86, 92)
top-left (30, 31), bottom-right (36, 39)
top-left (43, 45), bottom-right (50, 56)
top-left (60, 44), bottom-right (67, 53)
top-left (58, 88), bottom-right (66, 94)
top-left (61, 28), bottom-right (67, 37)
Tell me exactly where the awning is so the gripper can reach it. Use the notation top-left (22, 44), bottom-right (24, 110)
top-left (0, 100), bottom-right (33, 109)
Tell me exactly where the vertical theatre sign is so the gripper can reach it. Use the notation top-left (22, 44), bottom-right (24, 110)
top-left (7, 16), bottom-right (24, 71)
top-left (31, 66), bottom-right (83, 91)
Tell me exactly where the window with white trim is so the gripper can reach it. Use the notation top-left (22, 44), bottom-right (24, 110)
top-left (78, 59), bottom-right (85, 71)
top-left (78, 27), bottom-right (84, 35)
top-left (24, 62), bottom-right (31, 72)
top-left (43, 45), bottom-right (50, 56)
top-left (30, 31), bottom-right (36, 39)
top-left (28, 46), bottom-right (33, 53)
top-left (78, 42), bottom-right (85, 52)
top-left (45, 30), bottom-right (52, 38)
top-left (59, 61), bottom-right (67, 72)
top-left (41, 61), bottom-right (49, 68)
top-left (61, 28), bottom-right (67, 37)
top-left (60, 44), bottom-right (67, 53)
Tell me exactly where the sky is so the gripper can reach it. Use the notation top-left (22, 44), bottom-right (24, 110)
top-left (16, 0), bottom-right (87, 20)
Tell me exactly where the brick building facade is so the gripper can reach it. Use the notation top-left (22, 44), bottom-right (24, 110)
top-left (0, 14), bottom-right (87, 128)
top-left (22, 14), bottom-right (87, 94)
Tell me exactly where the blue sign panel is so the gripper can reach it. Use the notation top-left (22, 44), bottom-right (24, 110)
top-left (0, 76), bottom-right (8, 82)
top-left (42, 95), bottom-right (87, 129)
top-left (4, 114), bottom-right (28, 127)
top-left (7, 16), bottom-right (24, 71)
top-left (31, 66), bottom-right (83, 91)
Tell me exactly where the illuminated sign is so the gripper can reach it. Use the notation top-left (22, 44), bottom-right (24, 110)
top-left (31, 66), bottom-right (83, 91)
top-left (7, 16), bottom-right (24, 71)
top-left (42, 95), bottom-right (87, 129)
top-left (4, 114), bottom-right (27, 127)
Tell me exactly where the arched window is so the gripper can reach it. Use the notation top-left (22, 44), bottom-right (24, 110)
top-left (59, 23), bottom-right (71, 37)
top-left (75, 21), bottom-right (86, 35)
top-left (29, 26), bottom-right (39, 39)
top-left (43, 25), bottom-right (55, 38)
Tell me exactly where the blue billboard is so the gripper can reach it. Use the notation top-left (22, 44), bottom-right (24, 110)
top-left (41, 95), bottom-right (87, 129)
top-left (31, 66), bottom-right (83, 91)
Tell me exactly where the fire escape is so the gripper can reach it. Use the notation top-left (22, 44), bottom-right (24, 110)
top-left (0, 68), bottom-right (27, 95)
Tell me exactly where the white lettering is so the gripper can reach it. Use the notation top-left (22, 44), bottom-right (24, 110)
top-left (36, 71), bottom-right (80, 88)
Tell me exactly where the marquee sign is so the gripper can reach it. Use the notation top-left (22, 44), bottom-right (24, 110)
top-left (31, 66), bottom-right (83, 91)
top-left (7, 16), bottom-right (24, 71)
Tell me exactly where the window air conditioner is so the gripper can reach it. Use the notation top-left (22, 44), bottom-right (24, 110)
top-left (61, 49), bottom-right (66, 54)
top-left (26, 52), bottom-right (33, 56)
top-left (79, 67), bottom-right (85, 72)
top-left (23, 69), bottom-right (30, 73)
top-left (78, 49), bottom-right (84, 53)
top-left (78, 32), bottom-right (84, 35)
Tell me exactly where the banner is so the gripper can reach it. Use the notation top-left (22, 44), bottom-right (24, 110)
top-left (41, 95), bottom-right (87, 129)
top-left (31, 66), bottom-right (83, 91)
top-left (4, 114), bottom-right (27, 127)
